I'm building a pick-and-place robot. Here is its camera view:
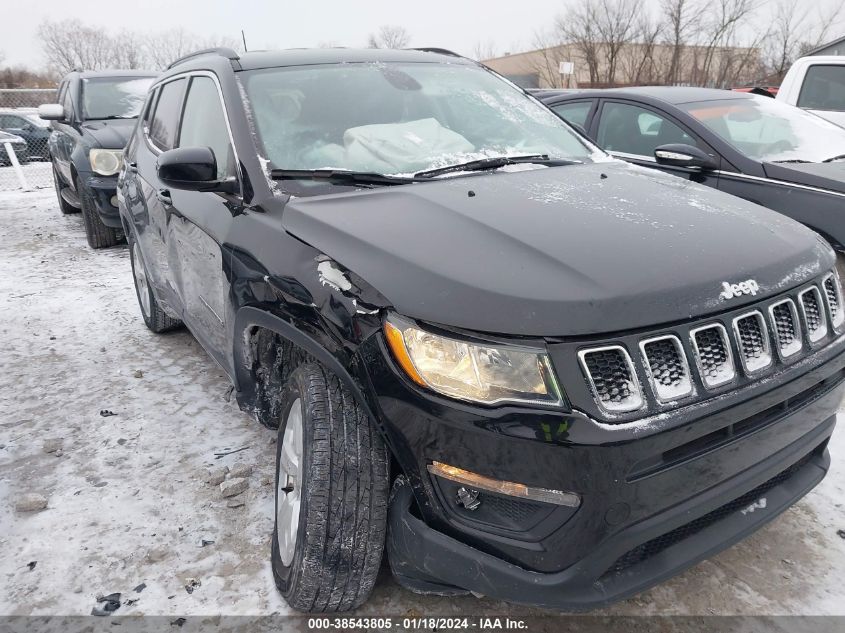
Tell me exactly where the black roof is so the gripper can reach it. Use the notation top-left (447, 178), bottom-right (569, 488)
top-left (234, 48), bottom-right (475, 71)
top-left (540, 86), bottom-right (754, 105)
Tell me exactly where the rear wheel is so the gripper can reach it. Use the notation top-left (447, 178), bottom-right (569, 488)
top-left (272, 362), bottom-right (389, 612)
top-left (52, 164), bottom-right (77, 215)
top-left (79, 185), bottom-right (119, 249)
top-left (129, 237), bottom-right (181, 333)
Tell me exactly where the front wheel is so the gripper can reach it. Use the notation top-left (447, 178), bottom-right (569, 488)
top-left (79, 185), bottom-right (119, 249)
top-left (272, 363), bottom-right (389, 612)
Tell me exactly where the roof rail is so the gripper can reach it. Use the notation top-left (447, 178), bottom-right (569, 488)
top-left (166, 47), bottom-right (240, 70)
top-left (408, 47), bottom-right (463, 58)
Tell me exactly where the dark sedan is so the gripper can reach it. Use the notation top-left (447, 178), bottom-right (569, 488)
top-left (539, 87), bottom-right (845, 255)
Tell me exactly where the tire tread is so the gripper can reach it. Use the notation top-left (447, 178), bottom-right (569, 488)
top-left (274, 362), bottom-right (389, 612)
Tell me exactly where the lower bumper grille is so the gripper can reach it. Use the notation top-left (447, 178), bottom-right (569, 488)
top-left (604, 449), bottom-right (819, 577)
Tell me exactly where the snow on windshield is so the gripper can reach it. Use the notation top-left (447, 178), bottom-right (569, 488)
top-left (683, 96), bottom-right (845, 163)
top-left (82, 77), bottom-right (154, 120)
top-left (241, 62), bottom-right (601, 176)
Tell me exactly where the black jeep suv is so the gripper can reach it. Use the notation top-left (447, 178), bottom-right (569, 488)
top-left (118, 47), bottom-right (845, 612)
top-left (39, 70), bottom-right (156, 248)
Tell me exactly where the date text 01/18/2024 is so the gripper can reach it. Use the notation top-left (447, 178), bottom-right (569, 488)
top-left (307, 617), bottom-right (529, 630)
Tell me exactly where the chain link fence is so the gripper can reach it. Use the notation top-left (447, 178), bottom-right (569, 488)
top-left (0, 89), bottom-right (57, 192)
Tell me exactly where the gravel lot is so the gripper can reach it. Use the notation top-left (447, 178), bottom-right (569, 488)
top-left (1, 190), bottom-right (845, 620)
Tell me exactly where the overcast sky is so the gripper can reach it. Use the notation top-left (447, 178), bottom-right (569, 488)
top-left (3, 0), bottom-right (842, 70)
top-left (1, 0), bottom-right (568, 67)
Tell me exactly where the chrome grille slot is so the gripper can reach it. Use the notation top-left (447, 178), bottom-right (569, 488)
top-left (640, 335), bottom-right (692, 403)
top-left (768, 299), bottom-right (801, 359)
top-left (691, 324), bottom-right (735, 388)
top-left (799, 286), bottom-right (828, 343)
top-left (579, 346), bottom-right (643, 414)
top-left (823, 273), bottom-right (844, 329)
top-left (732, 311), bottom-right (772, 373)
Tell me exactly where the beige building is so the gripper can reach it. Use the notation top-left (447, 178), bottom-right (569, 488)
top-left (483, 42), bottom-right (762, 90)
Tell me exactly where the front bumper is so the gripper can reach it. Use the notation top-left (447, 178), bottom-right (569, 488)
top-left (387, 419), bottom-right (831, 609)
top-left (362, 329), bottom-right (845, 610)
top-left (84, 174), bottom-right (121, 228)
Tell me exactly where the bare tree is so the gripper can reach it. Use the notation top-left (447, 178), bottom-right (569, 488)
top-left (619, 12), bottom-right (664, 85)
top-left (659, 0), bottom-right (706, 85)
top-left (764, 0), bottom-right (845, 80)
top-left (39, 19), bottom-right (240, 74)
top-left (111, 30), bottom-right (148, 69)
top-left (526, 29), bottom-right (570, 88)
top-left (695, 0), bottom-right (760, 86)
top-left (367, 25), bottom-right (411, 49)
top-left (144, 28), bottom-right (240, 70)
top-left (555, 6), bottom-right (601, 85)
top-left (556, 0), bottom-right (640, 86)
top-left (472, 40), bottom-right (498, 61)
top-left (39, 19), bottom-right (119, 74)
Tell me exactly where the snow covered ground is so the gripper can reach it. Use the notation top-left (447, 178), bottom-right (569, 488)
top-left (1, 190), bottom-right (844, 619)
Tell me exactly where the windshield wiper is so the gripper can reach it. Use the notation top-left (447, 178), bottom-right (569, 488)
top-left (414, 154), bottom-right (560, 179)
top-left (772, 159), bottom-right (812, 163)
top-left (822, 153), bottom-right (845, 163)
top-left (269, 169), bottom-right (422, 187)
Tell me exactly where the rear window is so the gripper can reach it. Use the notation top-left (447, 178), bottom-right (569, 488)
top-left (148, 79), bottom-right (186, 151)
top-left (797, 65), bottom-right (845, 111)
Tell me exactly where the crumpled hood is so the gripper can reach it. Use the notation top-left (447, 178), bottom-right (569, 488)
top-left (283, 162), bottom-right (833, 337)
top-left (80, 118), bottom-right (136, 149)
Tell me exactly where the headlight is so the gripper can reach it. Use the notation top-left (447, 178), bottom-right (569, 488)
top-left (384, 317), bottom-right (563, 407)
top-left (89, 149), bottom-right (123, 176)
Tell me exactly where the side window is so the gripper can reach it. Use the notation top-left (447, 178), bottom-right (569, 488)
top-left (797, 65), bottom-right (845, 111)
top-left (597, 102), bottom-right (697, 156)
top-left (178, 76), bottom-right (235, 180)
top-left (141, 87), bottom-right (159, 133)
top-left (0, 115), bottom-right (17, 128)
top-left (61, 84), bottom-right (75, 120)
top-left (551, 101), bottom-right (592, 130)
top-left (148, 78), bottom-right (186, 151)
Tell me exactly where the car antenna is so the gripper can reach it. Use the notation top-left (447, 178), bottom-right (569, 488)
top-left (241, 30), bottom-right (249, 52)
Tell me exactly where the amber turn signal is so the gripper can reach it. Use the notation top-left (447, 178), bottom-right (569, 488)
top-left (384, 320), bottom-right (428, 387)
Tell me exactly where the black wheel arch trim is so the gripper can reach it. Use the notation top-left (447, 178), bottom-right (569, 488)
top-left (232, 306), bottom-right (388, 444)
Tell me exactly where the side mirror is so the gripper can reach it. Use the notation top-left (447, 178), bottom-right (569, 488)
top-left (157, 146), bottom-right (238, 193)
top-left (38, 104), bottom-right (65, 121)
top-left (654, 144), bottom-right (718, 170)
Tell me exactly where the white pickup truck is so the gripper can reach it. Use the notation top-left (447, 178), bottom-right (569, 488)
top-left (777, 56), bottom-right (845, 127)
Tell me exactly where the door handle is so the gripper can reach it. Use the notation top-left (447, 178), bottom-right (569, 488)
top-left (156, 188), bottom-right (172, 205)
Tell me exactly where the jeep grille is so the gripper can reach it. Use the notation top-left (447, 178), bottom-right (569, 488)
top-left (578, 346), bottom-right (642, 413)
top-left (733, 311), bottom-right (772, 374)
top-left (576, 270), bottom-right (841, 419)
top-left (799, 286), bottom-right (827, 343)
top-left (823, 273), bottom-right (843, 329)
top-left (769, 299), bottom-right (802, 359)
top-left (640, 336), bottom-right (692, 402)
top-left (691, 324), bottom-right (735, 388)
